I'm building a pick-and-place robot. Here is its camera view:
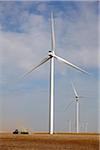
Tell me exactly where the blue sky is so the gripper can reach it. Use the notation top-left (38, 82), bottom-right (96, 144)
top-left (0, 1), bottom-right (99, 132)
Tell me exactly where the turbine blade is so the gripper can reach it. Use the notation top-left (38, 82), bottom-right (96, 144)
top-left (51, 12), bottom-right (56, 51)
top-left (54, 54), bottom-right (90, 75)
top-left (79, 96), bottom-right (95, 99)
top-left (79, 96), bottom-right (88, 98)
top-left (71, 81), bottom-right (79, 97)
top-left (64, 101), bottom-right (74, 111)
top-left (21, 56), bottom-right (51, 78)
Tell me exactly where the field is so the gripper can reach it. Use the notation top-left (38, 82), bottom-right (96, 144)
top-left (0, 133), bottom-right (99, 150)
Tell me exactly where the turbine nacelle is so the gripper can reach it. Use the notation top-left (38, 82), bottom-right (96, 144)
top-left (76, 96), bottom-right (79, 101)
top-left (48, 51), bottom-right (55, 57)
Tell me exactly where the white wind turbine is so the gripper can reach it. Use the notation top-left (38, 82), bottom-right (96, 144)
top-left (71, 82), bottom-right (80, 133)
top-left (65, 81), bottom-right (89, 133)
top-left (22, 12), bottom-right (89, 134)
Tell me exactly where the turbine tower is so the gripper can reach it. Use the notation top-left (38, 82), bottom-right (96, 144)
top-left (22, 12), bottom-right (89, 134)
top-left (49, 12), bottom-right (55, 134)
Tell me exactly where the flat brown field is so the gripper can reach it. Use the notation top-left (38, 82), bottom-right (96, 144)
top-left (0, 133), bottom-right (99, 150)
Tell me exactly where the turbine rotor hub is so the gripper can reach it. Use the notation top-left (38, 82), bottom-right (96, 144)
top-left (48, 51), bottom-right (55, 57)
top-left (76, 96), bottom-right (79, 101)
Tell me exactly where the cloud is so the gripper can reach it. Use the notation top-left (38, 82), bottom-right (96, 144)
top-left (36, 3), bottom-right (48, 12)
top-left (0, 2), bottom-right (98, 74)
top-left (55, 3), bottom-right (98, 69)
top-left (0, 12), bottom-right (50, 79)
top-left (0, 2), bottom-right (98, 88)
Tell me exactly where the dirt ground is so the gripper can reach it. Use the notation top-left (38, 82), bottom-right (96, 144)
top-left (0, 133), bottom-right (99, 150)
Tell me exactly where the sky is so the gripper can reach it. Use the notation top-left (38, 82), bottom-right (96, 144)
top-left (0, 1), bottom-right (99, 133)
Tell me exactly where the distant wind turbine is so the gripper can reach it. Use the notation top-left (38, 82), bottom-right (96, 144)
top-left (67, 120), bottom-right (72, 132)
top-left (71, 81), bottom-right (80, 133)
top-left (80, 122), bottom-right (88, 132)
top-left (65, 81), bottom-right (89, 133)
top-left (22, 12), bottom-right (89, 134)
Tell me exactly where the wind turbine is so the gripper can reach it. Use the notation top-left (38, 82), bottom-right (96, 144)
top-left (65, 81), bottom-right (89, 133)
top-left (80, 122), bottom-right (88, 132)
top-left (71, 82), bottom-right (80, 133)
top-left (67, 120), bottom-right (72, 132)
top-left (22, 12), bottom-right (89, 134)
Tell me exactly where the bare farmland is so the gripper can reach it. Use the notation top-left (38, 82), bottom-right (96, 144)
top-left (0, 133), bottom-right (99, 150)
